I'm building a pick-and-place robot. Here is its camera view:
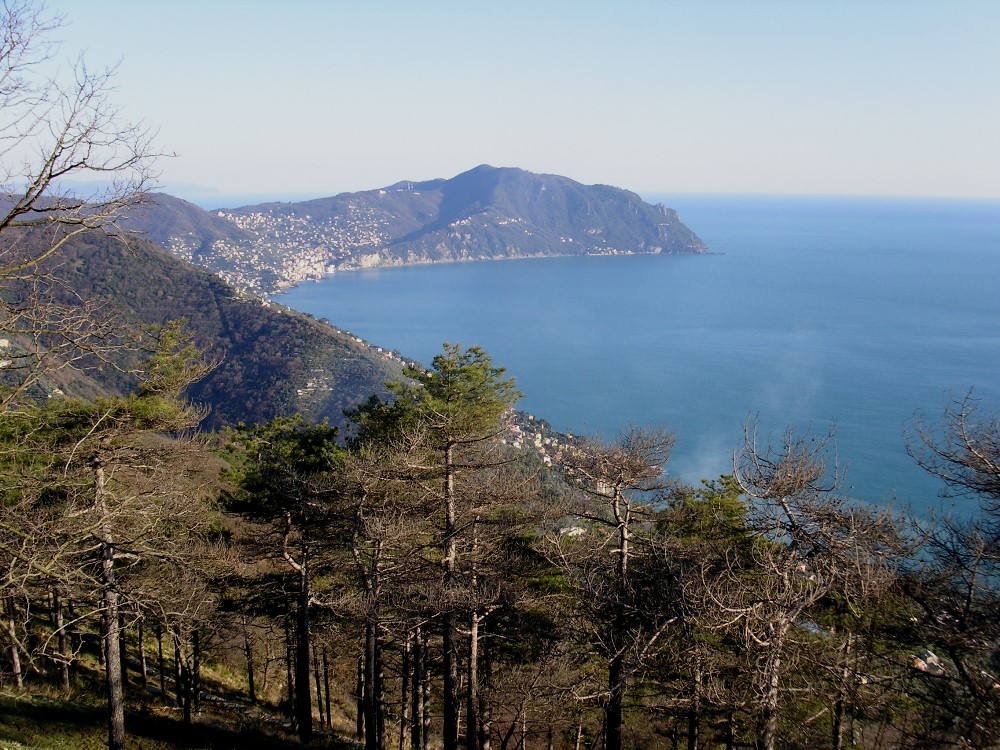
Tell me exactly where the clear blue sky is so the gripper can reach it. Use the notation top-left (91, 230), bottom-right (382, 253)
top-left (49, 0), bottom-right (1000, 201)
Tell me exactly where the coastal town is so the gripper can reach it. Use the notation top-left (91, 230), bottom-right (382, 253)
top-left (189, 202), bottom-right (394, 296)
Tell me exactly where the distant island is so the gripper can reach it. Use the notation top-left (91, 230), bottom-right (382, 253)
top-left (128, 165), bottom-right (708, 296)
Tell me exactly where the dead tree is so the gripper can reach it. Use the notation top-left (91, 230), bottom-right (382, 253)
top-left (553, 426), bottom-right (677, 750)
top-left (0, 0), bottom-right (159, 413)
top-left (903, 395), bottom-right (1000, 745)
top-left (721, 421), bottom-right (903, 750)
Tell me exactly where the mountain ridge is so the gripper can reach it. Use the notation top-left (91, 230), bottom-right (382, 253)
top-left (127, 165), bottom-right (708, 295)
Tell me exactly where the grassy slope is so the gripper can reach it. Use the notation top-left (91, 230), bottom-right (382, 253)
top-left (0, 691), bottom-right (354, 749)
top-left (0, 636), bottom-right (358, 749)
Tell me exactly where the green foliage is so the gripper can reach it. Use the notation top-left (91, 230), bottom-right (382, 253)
top-left (223, 415), bottom-right (342, 518)
top-left (30, 327), bottom-right (206, 446)
top-left (350, 342), bottom-right (519, 448)
top-left (139, 318), bottom-right (213, 398)
top-left (413, 343), bottom-right (521, 429)
top-left (0, 329), bottom-right (206, 480)
top-left (345, 392), bottom-right (420, 448)
top-left (659, 474), bottom-right (751, 547)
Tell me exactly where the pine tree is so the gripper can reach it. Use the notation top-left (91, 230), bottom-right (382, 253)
top-left (224, 415), bottom-right (343, 744)
top-left (351, 343), bottom-right (519, 750)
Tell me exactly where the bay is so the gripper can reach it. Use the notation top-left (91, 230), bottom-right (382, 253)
top-left (280, 195), bottom-right (1000, 515)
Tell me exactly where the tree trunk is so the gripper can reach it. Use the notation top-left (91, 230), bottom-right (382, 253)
top-left (758, 620), bottom-right (790, 750)
top-left (174, 630), bottom-right (191, 724)
top-left (467, 518), bottom-right (481, 750)
top-left (500, 717), bottom-right (517, 750)
top-left (295, 553), bottom-right (313, 744)
top-left (157, 623), bottom-right (167, 705)
top-left (323, 645), bottom-right (332, 729)
top-left (96, 453), bottom-right (126, 750)
top-left (173, 629), bottom-right (184, 709)
top-left (604, 489), bottom-right (631, 750)
top-left (364, 621), bottom-right (379, 750)
top-left (442, 616), bottom-right (460, 747)
top-left (243, 616), bottom-right (257, 704)
top-left (443, 440), bottom-right (460, 750)
top-left (832, 633), bottom-right (853, 750)
top-left (313, 642), bottom-right (325, 728)
top-left (377, 626), bottom-right (386, 750)
top-left (412, 625), bottom-right (426, 750)
top-left (606, 651), bottom-right (624, 750)
top-left (285, 615), bottom-right (295, 722)
top-left (101, 564), bottom-right (125, 750)
top-left (192, 629), bottom-right (201, 715)
top-left (467, 613), bottom-right (481, 750)
top-left (687, 648), bottom-right (702, 750)
top-left (400, 631), bottom-right (412, 750)
top-left (480, 636), bottom-right (493, 750)
top-left (442, 619), bottom-right (459, 744)
top-left (4, 594), bottom-right (23, 690)
top-left (421, 629), bottom-right (431, 750)
top-left (53, 588), bottom-right (71, 692)
top-left (137, 615), bottom-right (148, 690)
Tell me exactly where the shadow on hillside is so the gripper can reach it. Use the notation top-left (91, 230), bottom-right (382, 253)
top-left (0, 692), bottom-right (351, 749)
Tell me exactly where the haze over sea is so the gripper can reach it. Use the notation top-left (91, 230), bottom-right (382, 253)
top-left (281, 195), bottom-right (1000, 516)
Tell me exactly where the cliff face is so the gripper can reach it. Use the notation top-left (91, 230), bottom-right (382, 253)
top-left (127, 166), bottom-right (708, 295)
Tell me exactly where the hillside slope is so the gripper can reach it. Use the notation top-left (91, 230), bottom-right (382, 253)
top-left (38, 232), bottom-right (404, 429)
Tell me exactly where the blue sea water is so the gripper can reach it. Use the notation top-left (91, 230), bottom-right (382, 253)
top-left (280, 195), bottom-right (1000, 516)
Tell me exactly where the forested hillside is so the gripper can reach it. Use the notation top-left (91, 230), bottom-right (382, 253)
top-left (5, 341), bottom-right (1000, 750)
top-left (33, 230), bottom-right (405, 429)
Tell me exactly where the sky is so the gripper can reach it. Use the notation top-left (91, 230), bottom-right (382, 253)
top-left (46, 0), bottom-right (1000, 203)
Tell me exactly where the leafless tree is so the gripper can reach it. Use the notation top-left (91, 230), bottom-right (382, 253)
top-left (902, 395), bottom-right (1000, 746)
top-left (909, 393), bottom-right (1000, 524)
top-left (0, 3), bottom-right (163, 699)
top-left (551, 426), bottom-right (677, 750)
top-left (722, 421), bottom-right (904, 750)
top-left (0, 0), bottom-right (160, 624)
top-left (0, 323), bottom-right (214, 750)
top-left (0, 0), bottom-right (160, 410)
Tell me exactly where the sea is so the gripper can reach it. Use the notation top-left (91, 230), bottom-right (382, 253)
top-left (280, 195), bottom-right (1000, 517)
